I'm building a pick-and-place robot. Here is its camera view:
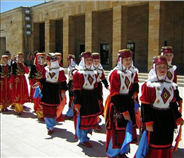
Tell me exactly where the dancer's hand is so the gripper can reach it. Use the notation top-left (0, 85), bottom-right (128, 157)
top-left (61, 93), bottom-right (66, 100)
top-left (32, 83), bottom-right (38, 88)
top-left (146, 125), bottom-right (153, 132)
top-left (75, 107), bottom-right (80, 113)
top-left (124, 114), bottom-right (131, 121)
top-left (178, 119), bottom-right (184, 126)
top-left (75, 104), bottom-right (81, 113)
top-left (61, 93), bottom-right (67, 104)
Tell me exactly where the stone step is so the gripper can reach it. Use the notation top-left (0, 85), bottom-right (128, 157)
top-left (104, 71), bottom-right (184, 87)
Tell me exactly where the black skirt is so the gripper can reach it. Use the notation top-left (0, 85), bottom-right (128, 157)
top-left (97, 82), bottom-right (103, 100)
top-left (149, 107), bottom-right (175, 147)
top-left (68, 80), bottom-right (74, 97)
top-left (107, 94), bottom-right (136, 130)
top-left (41, 82), bottom-right (61, 105)
top-left (80, 89), bottom-right (101, 117)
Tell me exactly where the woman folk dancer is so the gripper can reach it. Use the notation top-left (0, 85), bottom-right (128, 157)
top-left (140, 56), bottom-right (183, 158)
top-left (105, 49), bottom-right (137, 158)
top-left (65, 54), bottom-right (77, 119)
top-left (73, 51), bottom-right (101, 148)
top-left (4, 51), bottom-right (12, 66)
top-left (161, 46), bottom-right (183, 114)
top-left (28, 52), bottom-right (46, 120)
top-left (149, 46), bottom-right (177, 83)
top-left (148, 46), bottom-right (183, 116)
top-left (92, 52), bottom-right (109, 131)
top-left (0, 55), bottom-right (12, 112)
top-left (38, 53), bottom-right (67, 135)
top-left (9, 52), bottom-right (30, 115)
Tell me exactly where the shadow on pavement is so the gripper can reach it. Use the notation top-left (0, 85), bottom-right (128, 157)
top-left (45, 127), bottom-right (78, 143)
top-left (1, 109), bottom-right (37, 119)
top-left (18, 111), bottom-right (37, 119)
top-left (77, 140), bottom-right (106, 157)
top-left (93, 123), bottom-right (106, 134)
top-left (173, 148), bottom-right (184, 158)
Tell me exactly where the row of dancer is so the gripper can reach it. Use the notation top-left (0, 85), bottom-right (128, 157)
top-left (0, 51), bottom-right (63, 115)
top-left (105, 47), bottom-right (183, 158)
top-left (0, 46), bottom-right (183, 158)
top-left (71, 47), bottom-right (183, 158)
top-left (0, 52), bottom-right (30, 113)
top-left (0, 50), bottom-right (108, 134)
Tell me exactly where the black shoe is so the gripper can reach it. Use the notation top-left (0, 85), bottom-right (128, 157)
top-left (81, 141), bottom-right (93, 148)
top-left (47, 129), bottom-right (54, 135)
top-left (38, 118), bottom-right (44, 122)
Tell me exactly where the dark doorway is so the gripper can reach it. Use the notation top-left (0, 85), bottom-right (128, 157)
top-left (39, 23), bottom-right (45, 52)
top-left (80, 44), bottom-right (85, 54)
top-left (127, 42), bottom-right (135, 64)
top-left (100, 44), bottom-right (111, 69)
top-left (78, 44), bottom-right (85, 63)
top-left (55, 19), bottom-right (63, 53)
top-left (0, 37), bottom-right (6, 56)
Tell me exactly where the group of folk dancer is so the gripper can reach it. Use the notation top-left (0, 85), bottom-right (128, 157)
top-left (0, 46), bottom-right (183, 158)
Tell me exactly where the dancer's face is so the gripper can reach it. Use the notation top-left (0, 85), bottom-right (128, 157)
top-left (85, 57), bottom-right (93, 67)
top-left (18, 55), bottom-right (24, 63)
top-left (67, 59), bottom-right (71, 66)
top-left (93, 59), bottom-right (100, 67)
top-left (122, 57), bottom-right (132, 68)
top-left (163, 53), bottom-right (173, 63)
top-left (156, 63), bottom-right (168, 77)
top-left (2, 58), bottom-right (8, 65)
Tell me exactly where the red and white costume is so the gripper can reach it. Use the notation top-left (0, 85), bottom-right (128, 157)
top-left (140, 56), bottom-right (183, 158)
top-left (10, 52), bottom-right (30, 114)
top-left (28, 53), bottom-right (46, 119)
top-left (0, 55), bottom-right (12, 111)
top-left (105, 49), bottom-right (137, 157)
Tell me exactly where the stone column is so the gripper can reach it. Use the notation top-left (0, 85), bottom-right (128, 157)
top-left (85, 11), bottom-right (93, 52)
top-left (49, 20), bottom-right (56, 52)
top-left (63, 16), bottom-right (69, 67)
top-left (69, 16), bottom-right (75, 55)
top-left (92, 12), bottom-right (98, 52)
top-left (45, 19), bottom-right (50, 53)
top-left (148, 1), bottom-right (160, 70)
top-left (112, 6), bottom-right (122, 67)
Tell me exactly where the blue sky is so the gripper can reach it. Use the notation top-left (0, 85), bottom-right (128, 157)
top-left (0, 1), bottom-right (49, 13)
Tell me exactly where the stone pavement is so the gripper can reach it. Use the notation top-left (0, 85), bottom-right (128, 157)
top-left (1, 81), bottom-right (184, 158)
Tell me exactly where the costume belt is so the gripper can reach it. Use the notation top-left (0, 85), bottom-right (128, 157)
top-left (152, 106), bottom-right (170, 110)
top-left (17, 73), bottom-right (24, 76)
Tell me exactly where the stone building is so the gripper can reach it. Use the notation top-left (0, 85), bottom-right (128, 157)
top-left (0, 1), bottom-right (184, 74)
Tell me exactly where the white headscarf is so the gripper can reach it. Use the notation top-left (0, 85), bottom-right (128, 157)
top-left (70, 58), bottom-right (76, 67)
top-left (116, 57), bottom-right (127, 71)
top-left (92, 63), bottom-right (103, 70)
top-left (78, 56), bottom-right (94, 70)
top-left (48, 53), bottom-right (60, 70)
top-left (148, 63), bottom-right (168, 82)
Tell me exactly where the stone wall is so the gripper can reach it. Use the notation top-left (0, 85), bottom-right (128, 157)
top-left (92, 10), bottom-right (113, 69)
top-left (122, 4), bottom-right (149, 72)
top-left (69, 15), bottom-right (85, 63)
top-left (0, 8), bottom-right (24, 56)
top-left (160, 1), bottom-right (184, 74)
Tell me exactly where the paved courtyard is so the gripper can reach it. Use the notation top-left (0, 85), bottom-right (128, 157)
top-left (1, 77), bottom-right (184, 158)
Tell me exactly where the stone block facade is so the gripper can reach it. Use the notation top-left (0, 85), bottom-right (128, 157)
top-left (0, 1), bottom-right (184, 74)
